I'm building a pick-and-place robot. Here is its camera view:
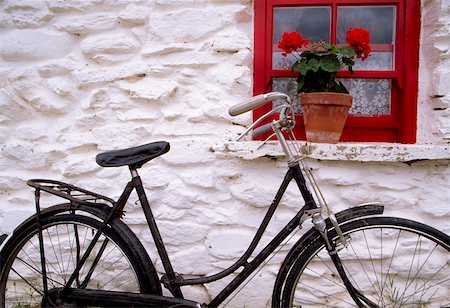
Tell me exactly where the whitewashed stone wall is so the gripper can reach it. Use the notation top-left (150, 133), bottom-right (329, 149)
top-left (0, 0), bottom-right (449, 306)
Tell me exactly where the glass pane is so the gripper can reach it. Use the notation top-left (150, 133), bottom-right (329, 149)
top-left (273, 7), bottom-right (330, 70)
top-left (339, 79), bottom-right (391, 115)
top-left (272, 77), bottom-right (391, 115)
top-left (272, 77), bottom-right (301, 113)
top-left (337, 6), bottom-right (396, 70)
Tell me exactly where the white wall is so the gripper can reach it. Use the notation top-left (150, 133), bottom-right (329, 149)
top-left (0, 0), bottom-right (449, 306)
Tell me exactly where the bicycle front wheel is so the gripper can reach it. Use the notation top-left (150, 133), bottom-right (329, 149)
top-left (0, 213), bottom-right (159, 307)
top-left (281, 216), bottom-right (450, 307)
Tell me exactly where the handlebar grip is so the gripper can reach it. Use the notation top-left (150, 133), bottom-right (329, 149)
top-left (252, 123), bottom-right (273, 138)
top-left (228, 92), bottom-right (289, 116)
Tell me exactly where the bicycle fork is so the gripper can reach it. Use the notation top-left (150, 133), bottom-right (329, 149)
top-left (312, 212), bottom-right (379, 308)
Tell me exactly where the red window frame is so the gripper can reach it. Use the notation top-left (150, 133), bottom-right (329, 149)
top-left (254, 0), bottom-right (420, 143)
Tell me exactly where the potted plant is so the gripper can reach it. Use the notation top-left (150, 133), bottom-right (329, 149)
top-left (277, 28), bottom-right (371, 143)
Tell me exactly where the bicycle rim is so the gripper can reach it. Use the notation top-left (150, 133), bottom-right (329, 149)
top-left (0, 214), bottom-right (147, 307)
top-left (282, 217), bottom-right (450, 307)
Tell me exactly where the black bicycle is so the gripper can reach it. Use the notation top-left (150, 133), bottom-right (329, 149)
top-left (1, 92), bottom-right (449, 307)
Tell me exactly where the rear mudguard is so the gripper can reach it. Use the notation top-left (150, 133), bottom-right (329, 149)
top-left (0, 203), bottom-right (162, 296)
top-left (272, 203), bottom-right (384, 307)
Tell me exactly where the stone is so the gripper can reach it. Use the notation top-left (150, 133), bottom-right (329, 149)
top-left (0, 90), bottom-right (30, 124)
top-left (0, 30), bottom-right (73, 61)
top-left (46, 0), bottom-right (98, 12)
top-left (158, 245), bottom-right (216, 276)
top-left (81, 31), bottom-right (141, 59)
top-left (73, 62), bottom-right (148, 85)
top-left (54, 13), bottom-right (117, 34)
top-left (117, 78), bottom-right (177, 103)
top-left (141, 43), bottom-right (195, 56)
top-left (1, 143), bottom-right (47, 170)
top-left (0, 176), bottom-right (25, 190)
top-left (117, 4), bottom-right (149, 25)
top-left (159, 221), bottom-right (209, 246)
top-left (205, 228), bottom-right (253, 259)
top-left (209, 30), bottom-right (251, 53)
top-left (149, 8), bottom-right (230, 42)
top-left (10, 72), bottom-right (68, 114)
top-left (37, 57), bottom-right (79, 77)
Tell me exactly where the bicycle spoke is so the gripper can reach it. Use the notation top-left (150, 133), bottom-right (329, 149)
top-left (282, 218), bottom-right (450, 307)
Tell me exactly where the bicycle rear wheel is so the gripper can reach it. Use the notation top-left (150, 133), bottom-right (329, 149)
top-left (280, 216), bottom-right (450, 307)
top-left (0, 213), bottom-right (160, 307)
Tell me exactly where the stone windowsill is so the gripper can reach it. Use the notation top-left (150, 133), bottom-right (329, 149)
top-left (215, 141), bottom-right (450, 163)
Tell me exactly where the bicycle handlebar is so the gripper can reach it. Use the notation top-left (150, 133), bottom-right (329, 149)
top-left (228, 92), bottom-right (290, 116)
top-left (251, 123), bottom-right (273, 138)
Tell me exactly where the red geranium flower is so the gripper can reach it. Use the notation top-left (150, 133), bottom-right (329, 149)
top-left (277, 32), bottom-right (310, 56)
top-left (276, 27), bottom-right (371, 93)
top-left (346, 28), bottom-right (371, 61)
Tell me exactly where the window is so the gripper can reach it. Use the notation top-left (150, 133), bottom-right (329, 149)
top-left (254, 0), bottom-right (420, 143)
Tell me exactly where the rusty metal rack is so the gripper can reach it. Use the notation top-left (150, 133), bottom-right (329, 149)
top-left (27, 179), bottom-right (116, 207)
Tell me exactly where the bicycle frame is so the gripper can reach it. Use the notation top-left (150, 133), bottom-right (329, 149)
top-left (51, 107), bottom-right (371, 306)
top-left (115, 161), bottom-right (320, 307)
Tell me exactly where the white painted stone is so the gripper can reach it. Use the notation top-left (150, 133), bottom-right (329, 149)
top-left (6, 10), bottom-right (53, 28)
top-left (0, 89), bottom-right (30, 123)
top-left (1, 143), bottom-right (47, 170)
top-left (54, 13), bottom-right (117, 34)
top-left (0, 210), bottom-right (34, 234)
top-left (149, 8), bottom-right (230, 42)
top-left (141, 42), bottom-right (195, 56)
top-left (46, 0), bottom-right (98, 12)
top-left (159, 245), bottom-right (216, 276)
top-left (0, 30), bottom-right (73, 61)
top-left (0, 176), bottom-right (24, 190)
top-left (117, 4), bottom-right (149, 25)
top-left (209, 30), bottom-right (251, 53)
top-left (81, 31), bottom-right (141, 59)
top-left (205, 228), bottom-right (253, 259)
top-left (9, 72), bottom-right (69, 114)
top-left (117, 78), bottom-right (177, 103)
top-left (159, 221), bottom-right (209, 246)
top-left (4, 0), bottom-right (46, 11)
top-left (46, 76), bottom-right (79, 98)
top-left (3, 0), bottom-right (53, 28)
top-left (73, 62), bottom-right (148, 85)
top-left (37, 57), bottom-right (79, 77)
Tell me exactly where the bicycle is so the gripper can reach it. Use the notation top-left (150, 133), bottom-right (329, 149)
top-left (0, 92), bottom-right (449, 307)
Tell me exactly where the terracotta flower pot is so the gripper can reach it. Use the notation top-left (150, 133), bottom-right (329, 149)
top-left (300, 92), bottom-right (353, 143)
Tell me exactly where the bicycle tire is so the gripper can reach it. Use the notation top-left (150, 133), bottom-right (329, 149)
top-left (278, 216), bottom-right (450, 307)
top-left (0, 212), bottom-right (161, 307)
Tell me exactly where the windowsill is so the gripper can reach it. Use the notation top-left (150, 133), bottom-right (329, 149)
top-left (214, 141), bottom-right (450, 163)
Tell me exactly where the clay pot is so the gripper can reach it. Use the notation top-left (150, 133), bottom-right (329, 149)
top-left (300, 92), bottom-right (353, 143)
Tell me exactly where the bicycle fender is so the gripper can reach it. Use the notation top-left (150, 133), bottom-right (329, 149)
top-left (272, 203), bottom-right (384, 307)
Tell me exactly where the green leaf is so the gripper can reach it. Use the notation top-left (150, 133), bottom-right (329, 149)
top-left (308, 58), bottom-right (320, 72)
top-left (296, 75), bottom-right (305, 93)
top-left (342, 57), bottom-right (355, 74)
top-left (319, 57), bottom-right (341, 73)
top-left (336, 46), bottom-right (356, 57)
top-left (291, 61), bottom-right (302, 73)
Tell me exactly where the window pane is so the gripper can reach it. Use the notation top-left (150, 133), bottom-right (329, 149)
top-left (340, 79), bottom-right (391, 115)
top-left (272, 77), bottom-right (391, 115)
top-left (337, 6), bottom-right (396, 70)
top-left (273, 7), bottom-right (330, 69)
top-left (272, 77), bottom-right (302, 113)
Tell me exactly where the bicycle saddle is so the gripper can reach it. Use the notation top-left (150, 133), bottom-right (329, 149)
top-left (96, 141), bottom-right (170, 169)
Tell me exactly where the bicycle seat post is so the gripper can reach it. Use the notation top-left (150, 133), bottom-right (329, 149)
top-left (130, 167), bottom-right (139, 179)
top-left (128, 165), bottom-right (184, 298)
